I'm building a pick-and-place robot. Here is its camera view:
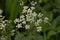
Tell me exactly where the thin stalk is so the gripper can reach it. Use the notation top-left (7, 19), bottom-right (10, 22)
top-left (44, 32), bottom-right (47, 40)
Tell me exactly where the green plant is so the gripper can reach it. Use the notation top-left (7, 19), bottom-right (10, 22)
top-left (0, 0), bottom-right (60, 40)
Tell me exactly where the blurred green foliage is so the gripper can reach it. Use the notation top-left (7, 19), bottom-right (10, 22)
top-left (0, 0), bottom-right (60, 40)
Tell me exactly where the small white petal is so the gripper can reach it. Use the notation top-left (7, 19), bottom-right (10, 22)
top-left (38, 13), bottom-right (43, 18)
top-left (16, 24), bottom-right (22, 28)
top-left (31, 7), bottom-right (35, 10)
top-left (37, 26), bottom-right (42, 32)
top-left (14, 18), bottom-right (19, 23)
top-left (23, 6), bottom-right (28, 10)
top-left (22, 9), bottom-right (27, 13)
top-left (32, 12), bottom-right (37, 17)
top-left (25, 25), bottom-right (30, 29)
top-left (27, 8), bottom-right (32, 13)
top-left (22, 21), bottom-right (26, 24)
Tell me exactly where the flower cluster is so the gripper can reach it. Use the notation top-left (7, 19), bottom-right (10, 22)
top-left (18, 0), bottom-right (24, 6)
top-left (0, 9), bottom-right (13, 30)
top-left (0, 9), bottom-right (6, 30)
top-left (14, 1), bottom-right (49, 32)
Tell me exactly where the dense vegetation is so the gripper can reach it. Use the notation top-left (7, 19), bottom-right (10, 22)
top-left (0, 0), bottom-right (60, 40)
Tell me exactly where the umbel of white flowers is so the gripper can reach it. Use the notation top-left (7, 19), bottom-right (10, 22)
top-left (14, 1), bottom-right (49, 32)
top-left (0, 9), bottom-right (6, 30)
top-left (0, 9), bottom-right (12, 30)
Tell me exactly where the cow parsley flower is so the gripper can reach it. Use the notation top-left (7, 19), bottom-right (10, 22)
top-left (22, 9), bottom-right (27, 13)
top-left (22, 21), bottom-right (26, 24)
top-left (37, 26), bottom-right (42, 32)
top-left (32, 12), bottom-right (37, 17)
top-left (14, 18), bottom-right (19, 24)
top-left (31, 1), bottom-right (37, 6)
top-left (23, 6), bottom-right (28, 10)
top-left (27, 8), bottom-right (32, 13)
top-left (20, 1), bottom-right (24, 6)
top-left (44, 17), bottom-right (49, 23)
top-left (31, 6), bottom-right (35, 10)
top-left (0, 9), bottom-right (7, 30)
top-left (14, 2), bottom-right (50, 32)
top-left (25, 25), bottom-right (30, 29)
top-left (16, 24), bottom-right (22, 28)
top-left (38, 13), bottom-right (43, 18)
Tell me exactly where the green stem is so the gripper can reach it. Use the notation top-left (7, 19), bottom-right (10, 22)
top-left (44, 32), bottom-right (46, 40)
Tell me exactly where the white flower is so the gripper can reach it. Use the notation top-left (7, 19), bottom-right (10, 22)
top-left (20, 15), bottom-right (25, 18)
top-left (0, 23), bottom-right (5, 30)
top-left (19, 19), bottom-right (22, 22)
top-left (23, 6), bottom-right (28, 10)
top-left (31, 1), bottom-right (37, 6)
top-left (22, 9), bottom-right (27, 13)
top-left (20, 1), bottom-right (24, 5)
top-left (32, 12), bottom-right (37, 17)
top-left (25, 25), bottom-right (30, 29)
top-left (31, 7), bottom-right (35, 10)
top-left (4, 20), bottom-right (8, 22)
top-left (37, 26), bottom-right (42, 32)
top-left (30, 17), bottom-right (35, 22)
top-left (34, 22), bottom-right (39, 26)
top-left (44, 17), bottom-right (49, 20)
top-left (44, 17), bottom-right (49, 23)
top-left (14, 18), bottom-right (19, 24)
top-left (38, 13), bottom-right (43, 18)
top-left (26, 17), bottom-right (31, 21)
top-left (16, 24), bottom-right (22, 28)
top-left (27, 8), bottom-right (32, 13)
top-left (0, 9), bottom-right (3, 14)
top-left (20, 18), bottom-right (25, 21)
top-left (37, 19), bottom-right (43, 23)
top-left (22, 21), bottom-right (26, 24)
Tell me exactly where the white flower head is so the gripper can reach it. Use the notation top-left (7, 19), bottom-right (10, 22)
top-left (26, 17), bottom-right (31, 21)
top-left (32, 12), bottom-right (37, 17)
top-left (22, 21), bottom-right (26, 24)
top-left (22, 9), bottom-right (27, 13)
top-left (38, 13), bottom-right (43, 18)
top-left (44, 17), bottom-right (49, 23)
top-left (44, 17), bottom-right (49, 20)
top-left (25, 25), bottom-right (30, 29)
top-left (34, 22), bottom-right (39, 26)
top-left (20, 15), bottom-right (25, 18)
top-left (16, 24), bottom-right (22, 28)
top-left (37, 26), bottom-right (42, 32)
top-left (37, 19), bottom-right (43, 23)
top-left (23, 6), bottom-right (28, 10)
top-left (27, 8), bottom-right (32, 13)
top-left (31, 1), bottom-right (37, 6)
top-left (20, 1), bottom-right (24, 6)
top-left (0, 23), bottom-right (6, 30)
top-left (31, 6), bottom-right (35, 10)
top-left (14, 18), bottom-right (19, 24)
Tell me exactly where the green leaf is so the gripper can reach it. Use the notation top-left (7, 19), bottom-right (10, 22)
top-left (5, 0), bottom-right (19, 20)
top-left (9, 0), bottom-right (18, 19)
top-left (47, 31), bottom-right (57, 40)
top-left (15, 31), bottom-right (44, 40)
